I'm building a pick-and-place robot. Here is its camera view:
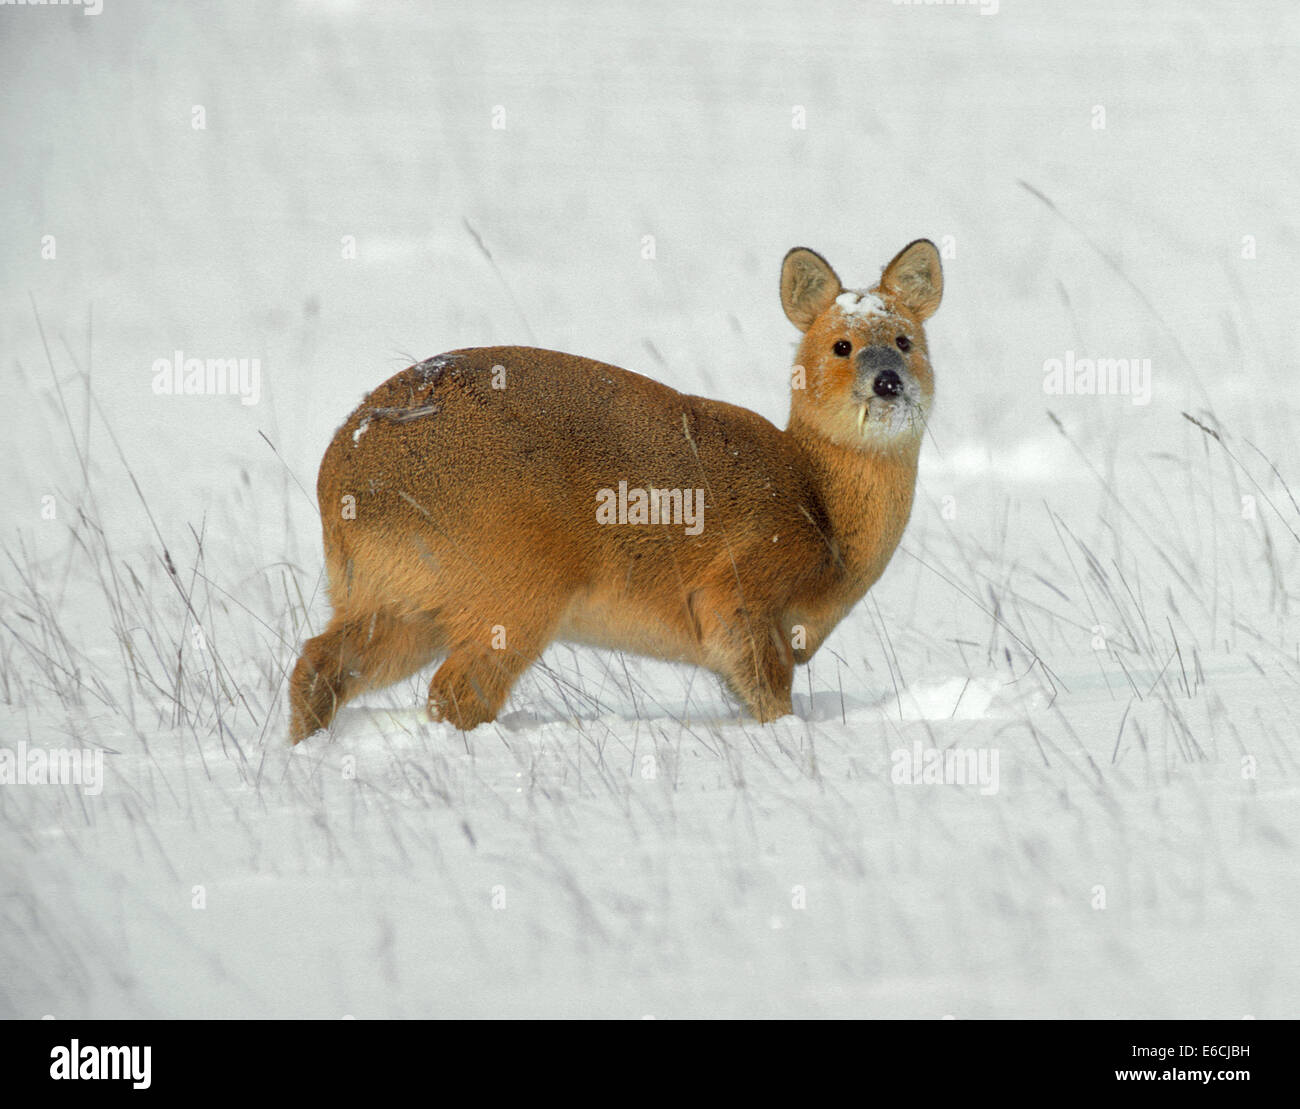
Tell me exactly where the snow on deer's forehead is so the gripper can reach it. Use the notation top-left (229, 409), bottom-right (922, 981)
top-left (834, 291), bottom-right (889, 320)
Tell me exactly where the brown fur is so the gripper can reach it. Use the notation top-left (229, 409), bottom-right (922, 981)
top-left (289, 241), bottom-right (943, 741)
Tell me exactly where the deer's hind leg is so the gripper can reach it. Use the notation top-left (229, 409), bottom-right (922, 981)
top-left (289, 610), bottom-right (444, 743)
top-left (426, 591), bottom-right (568, 731)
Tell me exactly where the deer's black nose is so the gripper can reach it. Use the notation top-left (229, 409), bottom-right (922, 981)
top-left (873, 369), bottom-right (904, 398)
top-left (857, 345), bottom-right (909, 403)
top-left (857, 345), bottom-right (906, 400)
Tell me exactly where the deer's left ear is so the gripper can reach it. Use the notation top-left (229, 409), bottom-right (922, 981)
top-left (878, 240), bottom-right (943, 321)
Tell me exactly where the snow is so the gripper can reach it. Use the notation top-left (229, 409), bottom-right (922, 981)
top-left (835, 291), bottom-right (889, 319)
top-left (882, 676), bottom-right (1005, 721)
top-left (1, 0), bottom-right (1299, 1019)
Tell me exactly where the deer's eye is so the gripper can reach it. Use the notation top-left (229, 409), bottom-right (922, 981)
top-left (895, 335), bottom-right (912, 353)
top-left (832, 340), bottom-right (852, 357)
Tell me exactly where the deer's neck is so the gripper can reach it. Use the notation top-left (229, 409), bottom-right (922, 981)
top-left (790, 417), bottom-right (921, 591)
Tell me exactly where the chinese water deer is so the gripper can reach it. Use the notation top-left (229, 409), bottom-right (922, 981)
top-left (289, 240), bottom-right (942, 742)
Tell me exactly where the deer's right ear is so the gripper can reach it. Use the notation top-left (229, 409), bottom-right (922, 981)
top-left (781, 248), bottom-right (842, 332)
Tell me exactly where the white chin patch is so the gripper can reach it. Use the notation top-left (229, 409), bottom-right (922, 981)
top-left (855, 398), bottom-right (919, 442)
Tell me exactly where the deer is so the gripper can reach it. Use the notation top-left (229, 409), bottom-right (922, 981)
top-left (289, 241), bottom-right (942, 742)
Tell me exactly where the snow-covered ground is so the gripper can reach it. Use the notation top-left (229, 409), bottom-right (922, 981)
top-left (2, 0), bottom-right (1298, 1018)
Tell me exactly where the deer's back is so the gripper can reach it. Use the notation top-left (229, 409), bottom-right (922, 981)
top-left (318, 347), bottom-right (839, 624)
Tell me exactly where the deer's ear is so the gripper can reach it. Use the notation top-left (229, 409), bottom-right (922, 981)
top-left (878, 239), bottom-right (943, 321)
top-left (781, 248), bottom-right (842, 332)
